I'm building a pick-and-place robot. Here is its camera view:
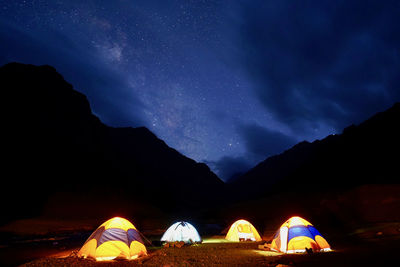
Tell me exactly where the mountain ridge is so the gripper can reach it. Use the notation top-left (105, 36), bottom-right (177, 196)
top-left (1, 62), bottom-right (223, 223)
top-left (230, 101), bottom-right (400, 197)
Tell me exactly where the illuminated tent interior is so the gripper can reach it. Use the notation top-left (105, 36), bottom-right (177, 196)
top-left (161, 221), bottom-right (202, 243)
top-left (225, 219), bottom-right (262, 242)
top-left (271, 216), bottom-right (331, 253)
top-left (78, 217), bottom-right (147, 261)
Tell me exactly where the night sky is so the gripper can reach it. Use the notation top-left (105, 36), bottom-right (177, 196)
top-left (1, 0), bottom-right (399, 181)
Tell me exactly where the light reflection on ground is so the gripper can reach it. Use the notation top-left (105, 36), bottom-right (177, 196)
top-left (252, 249), bottom-right (283, 256)
top-left (202, 236), bottom-right (231, 243)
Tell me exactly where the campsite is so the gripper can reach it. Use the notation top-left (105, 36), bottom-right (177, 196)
top-left (1, 215), bottom-right (399, 266)
top-left (0, 60), bottom-right (400, 267)
top-left (1, 61), bottom-right (400, 267)
top-left (1, 1), bottom-right (400, 266)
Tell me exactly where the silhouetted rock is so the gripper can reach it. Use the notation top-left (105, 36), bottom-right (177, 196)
top-left (1, 62), bottom-right (223, 223)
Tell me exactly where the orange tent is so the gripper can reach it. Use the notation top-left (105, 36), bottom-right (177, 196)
top-left (225, 219), bottom-right (262, 241)
top-left (78, 217), bottom-right (147, 261)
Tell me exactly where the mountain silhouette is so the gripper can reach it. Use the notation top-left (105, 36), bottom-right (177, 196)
top-left (1, 63), bottom-right (223, 223)
top-left (2, 62), bottom-right (398, 229)
top-left (222, 103), bottom-right (400, 229)
top-left (231, 102), bottom-right (399, 195)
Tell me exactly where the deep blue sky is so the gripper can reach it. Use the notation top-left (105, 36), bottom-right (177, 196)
top-left (1, 0), bottom-right (399, 181)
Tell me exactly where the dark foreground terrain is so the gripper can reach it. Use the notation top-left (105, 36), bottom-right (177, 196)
top-left (15, 238), bottom-right (400, 267)
top-left (1, 218), bottom-right (399, 267)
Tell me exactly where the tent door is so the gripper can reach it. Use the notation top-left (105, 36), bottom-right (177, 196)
top-left (280, 226), bottom-right (288, 252)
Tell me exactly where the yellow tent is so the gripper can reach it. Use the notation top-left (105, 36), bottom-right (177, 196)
top-left (78, 217), bottom-right (147, 261)
top-left (271, 216), bottom-right (331, 253)
top-left (225, 219), bottom-right (262, 241)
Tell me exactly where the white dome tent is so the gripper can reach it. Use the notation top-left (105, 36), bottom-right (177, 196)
top-left (161, 221), bottom-right (202, 243)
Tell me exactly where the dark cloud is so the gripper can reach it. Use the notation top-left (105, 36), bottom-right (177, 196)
top-left (209, 123), bottom-right (297, 181)
top-left (238, 0), bottom-right (400, 133)
top-left (206, 156), bottom-right (253, 182)
top-left (238, 123), bottom-right (297, 158)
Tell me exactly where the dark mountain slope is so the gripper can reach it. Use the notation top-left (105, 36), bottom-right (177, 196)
top-left (1, 62), bottom-right (223, 223)
top-left (223, 103), bottom-right (400, 236)
top-left (231, 102), bottom-right (400, 196)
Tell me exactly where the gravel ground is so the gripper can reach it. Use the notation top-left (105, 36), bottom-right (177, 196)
top-left (21, 242), bottom-right (283, 267)
top-left (20, 239), bottom-right (400, 267)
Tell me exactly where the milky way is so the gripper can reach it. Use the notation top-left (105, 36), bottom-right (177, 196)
top-left (1, 0), bottom-right (399, 180)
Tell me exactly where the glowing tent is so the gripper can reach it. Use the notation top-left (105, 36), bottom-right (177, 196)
top-left (271, 216), bottom-right (331, 253)
top-left (78, 217), bottom-right (147, 261)
top-left (225, 219), bottom-right (262, 241)
top-left (161, 221), bottom-right (201, 243)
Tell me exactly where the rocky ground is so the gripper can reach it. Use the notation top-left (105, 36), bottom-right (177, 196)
top-left (14, 237), bottom-right (400, 267)
top-left (1, 217), bottom-right (399, 266)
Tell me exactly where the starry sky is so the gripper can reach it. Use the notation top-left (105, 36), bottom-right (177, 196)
top-left (1, 0), bottom-right (400, 181)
